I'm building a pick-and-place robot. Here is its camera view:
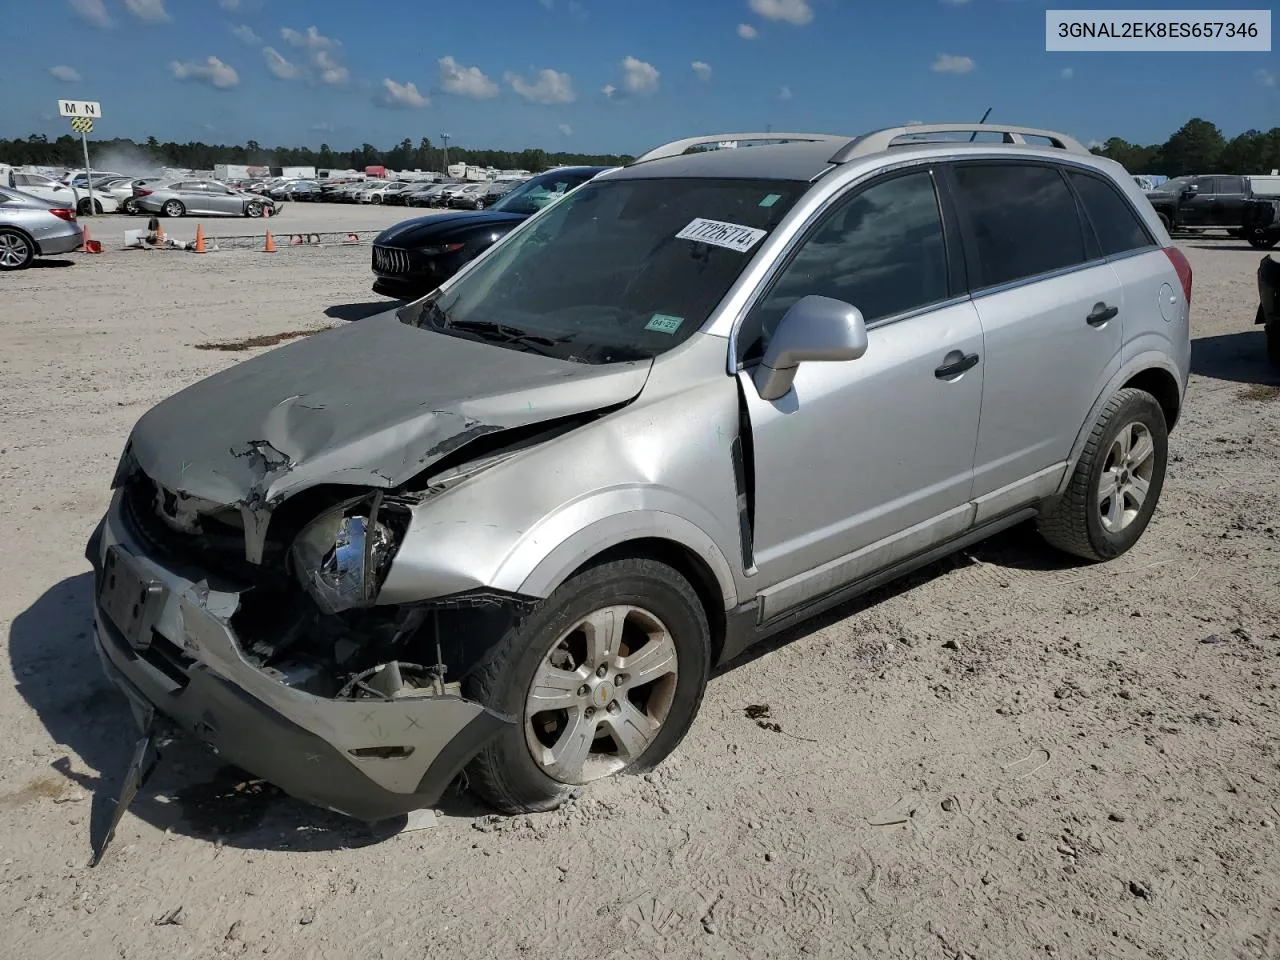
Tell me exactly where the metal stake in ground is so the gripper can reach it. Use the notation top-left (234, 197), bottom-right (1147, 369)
top-left (59, 100), bottom-right (104, 216)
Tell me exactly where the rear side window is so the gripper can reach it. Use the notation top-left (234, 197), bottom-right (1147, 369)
top-left (1068, 171), bottom-right (1155, 257)
top-left (1215, 176), bottom-right (1246, 195)
top-left (951, 163), bottom-right (1086, 288)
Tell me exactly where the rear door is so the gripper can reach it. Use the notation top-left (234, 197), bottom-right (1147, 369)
top-left (947, 160), bottom-right (1124, 508)
top-left (1211, 176), bottom-right (1247, 226)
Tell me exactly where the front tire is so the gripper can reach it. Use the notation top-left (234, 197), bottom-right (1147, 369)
top-left (0, 228), bottom-right (35, 270)
top-left (1157, 212), bottom-right (1172, 233)
top-left (246, 201), bottom-right (264, 218)
top-left (122, 198), bottom-right (140, 215)
top-left (77, 198), bottom-right (103, 216)
top-left (1038, 388), bottom-right (1168, 562)
top-left (464, 558), bottom-right (711, 814)
top-left (1267, 324), bottom-right (1280, 367)
top-left (162, 200), bottom-right (185, 218)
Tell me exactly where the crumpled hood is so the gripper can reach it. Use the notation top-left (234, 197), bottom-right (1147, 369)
top-left (375, 211), bottom-right (525, 248)
top-left (123, 309), bottom-right (652, 512)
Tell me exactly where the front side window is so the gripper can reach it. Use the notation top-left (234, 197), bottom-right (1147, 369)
top-left (738, 170), bottom-right (950, 363)
top-left (952, 162), bottom-right (1086, 288)
top-left (1068, 171), bottom-right (1155, 257)
top-left (400, 176), bottom-right (806, 364)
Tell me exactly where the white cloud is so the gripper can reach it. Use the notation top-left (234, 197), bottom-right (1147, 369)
top-left (1257, 68), bottom-right (1277, 88)
top-left (737, 23), bottom-right (758, 39)
top-left (219, 0), bottom-right (240, 8)
top-left (282, 25), bottom-right (336, 50)
top-left (602, 83), bottom-right (617, 98)
top-left (748, 0), bottom-right (813, 25)
top-left (380, 78), bottom-right (429, 108)
top-left (932, 53), bottom-right (975, 73)
top-left (69, 0), bottom-right (111, 28)
top-left (49, 65), bottom-right (82, 82)
top-left (691, 60), bottom-right (712, 82)
top-left (505, 67), bottom-right (576, 104)
top-left (1086, 138), bottom-right (1105, 150)
top-left (169, 56), bottom-right (240, 89)
top-left (1060, 66), bottom-right (1074, 79)
top-left (263, 47), bottom-right (301, 80)
top-left (311, 122), bottom-right (336, 133)
top-left (558, 123), bottom-right (573, 136)
top-left (905, 119), bottom-right (924, 125)
top-left (124, 0), bottom-right (169, 22)
top-left (438, 56), bottom-right (498, 98)
top-left (280, 26), bottom-right (350, 85)
top-left (779, 84), bottom-right (793, 100)
top-left (314, 48), bottom-right (349, 85)
top-left (621, 56), bottom-right (660, 95)
top-left (231, 23), bottom-right (260, 45)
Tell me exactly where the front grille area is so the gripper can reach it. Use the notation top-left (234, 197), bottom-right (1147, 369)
top-left (372, 245), bottom-right (411, 275)
top-left (120, 471), bottom-right (255, 580)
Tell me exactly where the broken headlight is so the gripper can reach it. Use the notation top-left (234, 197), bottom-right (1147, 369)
top-left (290, 496), bottom-right (401, 615)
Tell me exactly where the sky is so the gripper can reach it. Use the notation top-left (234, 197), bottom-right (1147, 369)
top-left (2, 0), bottom-right (1276, 156)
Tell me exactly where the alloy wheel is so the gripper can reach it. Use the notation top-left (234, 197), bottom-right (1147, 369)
top-left (0, 233), bottom-right (31, 268)
top-left (524, 605), bottom-right (679, 784)
top-left (1098, 422), bottom-right (1156, 533)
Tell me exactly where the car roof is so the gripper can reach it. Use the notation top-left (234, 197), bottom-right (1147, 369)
top-left (607, 140), bottom-right (836, 183)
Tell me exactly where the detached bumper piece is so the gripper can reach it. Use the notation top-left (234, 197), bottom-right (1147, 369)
top-left (85, 502), bottom-right (513, 835)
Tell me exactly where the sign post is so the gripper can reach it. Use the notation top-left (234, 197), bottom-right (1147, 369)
top-left (58, 100), bottom-right (102, 216)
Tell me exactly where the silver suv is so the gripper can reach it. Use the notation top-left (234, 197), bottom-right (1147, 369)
top-left (87, 124), bottom-right (1192, 823)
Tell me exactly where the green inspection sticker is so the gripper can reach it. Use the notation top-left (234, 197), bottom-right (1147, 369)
top-left (645, 314), bottom-right (684, 334)
top-left (759, 193), bottom-right (782, 208)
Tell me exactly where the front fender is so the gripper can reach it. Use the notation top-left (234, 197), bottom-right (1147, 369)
top-left (493, 490), bottom-right (739, 609)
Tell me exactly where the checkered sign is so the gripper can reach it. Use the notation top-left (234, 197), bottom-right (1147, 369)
top-left (70, 116), bottom-right (94, 135)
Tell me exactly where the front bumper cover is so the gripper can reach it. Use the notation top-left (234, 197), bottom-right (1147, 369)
top-left (84, 495), bottom-right (512, 822)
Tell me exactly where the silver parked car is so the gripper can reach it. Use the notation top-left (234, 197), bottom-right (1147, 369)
top-left (87, 124), bottom-right (1191, 825)
top-left (0, 186), bottom-right (83, 269)
top-left (135, 179), bottom-right (279, 218)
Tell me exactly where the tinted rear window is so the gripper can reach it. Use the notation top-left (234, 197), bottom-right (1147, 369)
top-left (1068, 171), bottom-right (1154, 257)
top-left (952, 163), bottom-right (1086, 288)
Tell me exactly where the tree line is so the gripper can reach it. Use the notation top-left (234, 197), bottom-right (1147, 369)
top-left (0, 134), bottom-right (633, 174)
top-left (3, 118), bottom-right (1277, 177)
top-left (1086, 118), bottom-right (1279, 176)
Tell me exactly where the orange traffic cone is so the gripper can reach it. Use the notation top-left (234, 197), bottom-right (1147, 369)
top-left (79, 224), bottom-right (102, 254)
top-left (263, 230), bottom-right (277, 253)
top-left (194, 224), bottom-right (206, 254)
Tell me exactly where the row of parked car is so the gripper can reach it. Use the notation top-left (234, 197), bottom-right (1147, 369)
top-left (229, 177), bottom-right (524, 210)
top-left (3, 169), bottom-right (282, 219)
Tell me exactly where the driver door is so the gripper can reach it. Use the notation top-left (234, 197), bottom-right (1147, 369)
top-left (735, 168), bottom-right (984, 620)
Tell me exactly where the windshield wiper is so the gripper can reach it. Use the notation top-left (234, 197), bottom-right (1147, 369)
top-left (443, 319), bottom-right (574, 358)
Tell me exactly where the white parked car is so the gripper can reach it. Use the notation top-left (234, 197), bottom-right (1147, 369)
top-left (2, 171), bottom-right (107, 213)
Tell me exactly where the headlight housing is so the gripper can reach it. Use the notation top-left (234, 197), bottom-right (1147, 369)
top-left (290, 495), bottom-right (401, 615)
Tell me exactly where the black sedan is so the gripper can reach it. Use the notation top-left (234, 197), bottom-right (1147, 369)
top-left (370, 166), bottom-right (609, 300)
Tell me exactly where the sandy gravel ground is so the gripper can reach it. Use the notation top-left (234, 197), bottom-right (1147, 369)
top-left (1, 239), bottom-right (1277, 960)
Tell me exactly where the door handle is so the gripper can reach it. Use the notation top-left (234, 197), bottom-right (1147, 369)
top-left (934, 352), bottom-right (980, 379)
top-left (1087, 302), bottom-right (1119, 326)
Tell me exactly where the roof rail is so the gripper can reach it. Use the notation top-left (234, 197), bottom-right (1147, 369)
top-left (830, 123), bottom-right (1090, 163)
top-left (630, 132), bottom-right (849, 165)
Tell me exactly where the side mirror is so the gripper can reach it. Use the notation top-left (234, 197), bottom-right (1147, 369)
top-left (1181, 186), bottom-right (1197, 199)
top-left (751, 295), bottom-right (868, 401)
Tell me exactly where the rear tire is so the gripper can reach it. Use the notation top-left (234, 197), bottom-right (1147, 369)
top-left (0, 228), bottom-right (35, 270)
top-left (463, 558), bottom-right (711, 815)
top-left (1267, 324), bottom-right (1280, 368)
top-left (1037, 388), bottom-right (1168, 562)
top-left (1157, 212), bottom-right (1172, 233)
top-left (122, 198), bottom-right (140, 215)
top-left (1248, 232), bottom-right (1279, 250)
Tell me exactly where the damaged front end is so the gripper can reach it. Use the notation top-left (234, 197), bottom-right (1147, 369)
top-left (86, 452), bottom-right (541, 828)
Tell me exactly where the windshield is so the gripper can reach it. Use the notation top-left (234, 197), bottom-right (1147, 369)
top-left (1150, 177), bottom-right (1192, 194)
top-left (400, 176), bottom-right (805, 364)
top-left (491, 170), bottom-right (598, 215)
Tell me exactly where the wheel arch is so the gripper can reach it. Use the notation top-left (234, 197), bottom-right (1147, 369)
top-left (1055, 354), bottom-right (1184, 498)
top-left (0, 224), bottom-right (40, 256)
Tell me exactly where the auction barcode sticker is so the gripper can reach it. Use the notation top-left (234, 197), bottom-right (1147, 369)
top-left (1046, 9), bottom-right (1271, 51)
top-left (675, 218), bottom-right (768, 253)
